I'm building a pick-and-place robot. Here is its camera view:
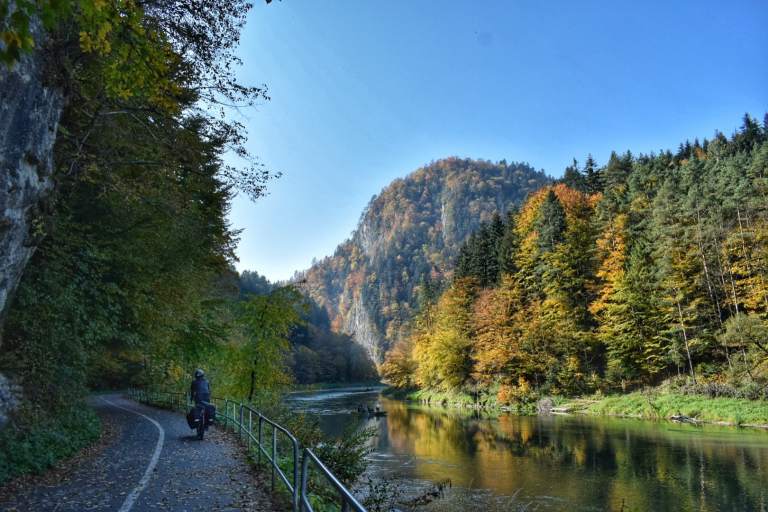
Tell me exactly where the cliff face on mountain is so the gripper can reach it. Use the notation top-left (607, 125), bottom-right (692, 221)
top-left (0, 17), bottom-right (63, 337)
top-left (298, 157), bottom-right (551, 362)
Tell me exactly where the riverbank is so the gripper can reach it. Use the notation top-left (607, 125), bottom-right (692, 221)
top-left (576, 392), bottom-right (768, 428)
top-left (390, 386), bottom-right (768, 429)
top-left (289, 380), bottom-right (383, 392)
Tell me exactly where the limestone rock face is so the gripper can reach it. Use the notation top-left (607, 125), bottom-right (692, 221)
top-left (301, 158), bottom-right (551, 363)
top-left (0, 19), bottom-right (64, 334)
top-left (0, 373), bottom-right (22, 428)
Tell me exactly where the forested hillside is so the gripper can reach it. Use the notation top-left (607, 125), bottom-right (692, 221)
top-left (238, 271), bottom-right (377, 384)
top-left (298, 158), bottom-right (551, 361)
top-left (382, 115), bottom-right (768, 406)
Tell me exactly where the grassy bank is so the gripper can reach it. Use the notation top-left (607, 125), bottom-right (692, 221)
top-left (396, 387), bottom-right (553, 415)
top-left (577, 392), bottom-right (768, 427)
top-left (391, 385), bottom-right (768, 428)
top-left (290, 381), bottom-right (382, 392)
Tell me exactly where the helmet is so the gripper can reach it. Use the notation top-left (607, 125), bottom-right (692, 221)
top-left (194, 368), bottom-right (205, 378)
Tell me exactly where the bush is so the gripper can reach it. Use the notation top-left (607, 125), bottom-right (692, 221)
top-left (0, 404), bottom-right (101, 484)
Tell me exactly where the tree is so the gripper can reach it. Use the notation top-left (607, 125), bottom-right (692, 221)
top-left (413, 279), bottom-right (476, 391)
top-left (380, 338), bottom-right (416, 388)
top-left (498, 208), bottom-right (520, 275)
top-left (719, 314), bottom-right (768, 380)
top-left (534, 190), bottom-right (566, 253)
top-left (584, 154), bottom-right (602, 194)
top-left (562, 159), bottom-right (587, 192)
top-left (593, 241), bottom-right (668, 387)
top-left (238, 286), bottom-right (306, 399)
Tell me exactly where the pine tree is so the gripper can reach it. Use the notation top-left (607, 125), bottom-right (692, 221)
top-left (535, 190), bottom-right (566, 252)
top-left (594, 242), bottom-right (667, 386)
top-left (498, 208), bottom-right (520, 275)
top-left (562, 159), bottom-right (586, 192)
top-left (485, 212), bottom-right (505, 286)
top-left (584, 154), bottom-right (602, 194)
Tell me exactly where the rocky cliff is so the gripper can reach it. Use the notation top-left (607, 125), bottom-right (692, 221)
top-left (299, 157), bottom-right (551, 362)
top-left (0, 16), bottom-right (63, 337)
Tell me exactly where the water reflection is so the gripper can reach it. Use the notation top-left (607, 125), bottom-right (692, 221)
top-left (288, 389), bottom-right (768, 511)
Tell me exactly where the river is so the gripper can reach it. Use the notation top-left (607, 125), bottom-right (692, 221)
top-left (287, 386), bottom-right (768, 511)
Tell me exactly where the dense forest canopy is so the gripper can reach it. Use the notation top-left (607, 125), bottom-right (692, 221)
top-left (298, 158), bottom-right (551, 362)
top-left (382, 115), bottom-right (768, 405)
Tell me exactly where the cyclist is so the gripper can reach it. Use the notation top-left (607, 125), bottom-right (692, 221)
top-left (190, 368), bottom-right (211, 404)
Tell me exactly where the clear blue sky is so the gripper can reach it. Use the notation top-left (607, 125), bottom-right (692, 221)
top-left (228, 0), bottom-right (768, 282)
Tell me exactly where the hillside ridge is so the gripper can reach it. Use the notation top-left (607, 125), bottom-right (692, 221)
top-left (297, 157), bottom-right (552, 361)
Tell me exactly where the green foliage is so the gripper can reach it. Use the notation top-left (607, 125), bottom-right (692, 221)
top-left (455, 214), bottom-right (506, 287)
top-left (0, 0), bottom-right (69, 65)
top-left (598, 244), bottom-right (668, 386)
top-left (0, 404), bottom-right (100, 483)
top-left (534, 190), bottom-right (566, 252)
top-left (312, 425), bottom-right (375, 486)
top-left (239, 286), bottom-right (306, 391)
top-left (388, 114), bottom-right (768, 408)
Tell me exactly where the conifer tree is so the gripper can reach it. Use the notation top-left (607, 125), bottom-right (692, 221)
top-left (584, 154), bottom-right (602, 194)
top-left (534, 190), bottom-right (566, 253)
top-left (498, 208), bottom-right (520, 275)
top-left (562, 159), bottom-right (587, 192)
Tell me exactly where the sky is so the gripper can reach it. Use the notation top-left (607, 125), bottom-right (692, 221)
top-left (227, 0), bottom-right (768, 282)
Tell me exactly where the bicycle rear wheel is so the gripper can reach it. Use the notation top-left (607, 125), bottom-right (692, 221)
top-left (197, 410), bottom-right (205, 440)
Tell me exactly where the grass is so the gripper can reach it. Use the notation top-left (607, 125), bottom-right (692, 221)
top-left (407, 388), bottom-right (482, 407)
top-left (395, 384), bottom-right (768, 429)
top-left (582, 392), bottom-right (768, 426)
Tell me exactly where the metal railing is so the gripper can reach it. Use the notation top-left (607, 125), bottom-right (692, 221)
top-left (127, 388), bottom-right (366, 512)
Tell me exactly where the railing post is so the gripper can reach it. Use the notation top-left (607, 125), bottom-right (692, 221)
top-left (248, 410), bottom-right (253, 451)
top-left (239, 404), bottom-right (244, 439)
top-left (300, 450), bottom-right (310, 512)
top-left (292, 439), bottom-right (299, 511)
top-left (271, 424), bottom-right (277, 490)
top-left (258, 415), bottom-right (263, 464)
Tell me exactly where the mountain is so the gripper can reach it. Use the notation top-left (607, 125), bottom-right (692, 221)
top-left (296, 157), bottom-right (551, 362)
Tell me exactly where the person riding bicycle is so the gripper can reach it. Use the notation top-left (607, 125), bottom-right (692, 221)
top-left (190, 368), bottom-right (211, 404)
top-left (188, 369), bottom-right (215, 437)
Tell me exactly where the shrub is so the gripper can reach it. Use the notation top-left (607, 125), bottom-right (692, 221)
top-left (0, 404), bottom-right (101, 484)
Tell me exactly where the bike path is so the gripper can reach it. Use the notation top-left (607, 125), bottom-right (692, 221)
top-left (1, 393), bottom-right (282, 511)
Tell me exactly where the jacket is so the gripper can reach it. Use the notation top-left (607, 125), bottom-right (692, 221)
top-left (190, 377), bottom-right (211, 404)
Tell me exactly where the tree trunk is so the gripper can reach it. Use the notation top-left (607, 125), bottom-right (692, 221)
top-left (674, 293), bottom-right (696, 384)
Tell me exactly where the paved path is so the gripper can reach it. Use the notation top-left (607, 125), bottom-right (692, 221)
top-left (1, 394), bottom-right (284, 512)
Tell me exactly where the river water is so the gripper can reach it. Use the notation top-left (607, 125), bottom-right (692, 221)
top-left (287, 387), bottom-right (768, 511)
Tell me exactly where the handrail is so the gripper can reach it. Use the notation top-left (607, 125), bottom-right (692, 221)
top-left (300, 447), bottom-right (367, 512)
top-left (127, 388), bottom-right (367, 512)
